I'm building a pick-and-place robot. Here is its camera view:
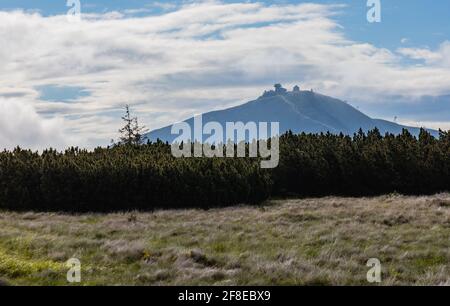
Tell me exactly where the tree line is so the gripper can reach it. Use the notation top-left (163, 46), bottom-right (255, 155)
top-left (0, 128), bottom-right (448, 212)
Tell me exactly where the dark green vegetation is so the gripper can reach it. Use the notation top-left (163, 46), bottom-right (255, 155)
top-left (0, 128), bottom-right (449, 212)
top-left (275, 128), bottom-right (450, 197)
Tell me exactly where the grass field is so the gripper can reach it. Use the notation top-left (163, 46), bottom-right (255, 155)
top-left (0, 194), bottom-right (449, 286)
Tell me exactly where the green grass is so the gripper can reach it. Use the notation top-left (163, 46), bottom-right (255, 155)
top-left (0, 194), bottom-right (449, 286)
top-left (0, 249), bottom-right (64, 278)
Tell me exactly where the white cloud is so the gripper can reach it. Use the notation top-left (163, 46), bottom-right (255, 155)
top-left (0, 1), bottom-right (450, 149)
top-left (0, 98), bottom-right (71, 150)
top-left (397, 41), bottom-right (450, 67)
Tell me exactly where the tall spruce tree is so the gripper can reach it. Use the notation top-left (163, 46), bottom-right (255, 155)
top-left (118, 105), bottom-right (147, 146)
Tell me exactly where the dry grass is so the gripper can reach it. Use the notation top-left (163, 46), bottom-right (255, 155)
top-left (0, 194), bottom-right (449, 285)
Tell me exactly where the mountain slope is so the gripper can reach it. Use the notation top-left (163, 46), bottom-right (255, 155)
top-left (146, 85), bottom-right (438, 142)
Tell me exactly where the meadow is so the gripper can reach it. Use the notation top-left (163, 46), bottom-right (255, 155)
top-left (0, 194), bottom-right (449, 286)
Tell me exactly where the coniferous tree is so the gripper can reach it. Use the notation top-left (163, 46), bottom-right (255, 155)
top-left (118, 105), bottom-right (147, 146)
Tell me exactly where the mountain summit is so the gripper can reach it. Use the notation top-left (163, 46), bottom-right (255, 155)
top-left (146, 84), bottom-right (437, 142)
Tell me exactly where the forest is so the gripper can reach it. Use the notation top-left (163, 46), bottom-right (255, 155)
top-left (0, 128), bottom-right (449, 212)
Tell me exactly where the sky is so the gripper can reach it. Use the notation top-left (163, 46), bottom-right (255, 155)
top-left (0, 0), bottom-right (449, 149)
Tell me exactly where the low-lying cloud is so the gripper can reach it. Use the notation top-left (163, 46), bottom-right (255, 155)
top-left (0, 98), bottom-right (70, 150)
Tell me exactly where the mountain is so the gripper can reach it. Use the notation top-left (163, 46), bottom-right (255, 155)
top-left (145, 84), bottom-right (439, 142)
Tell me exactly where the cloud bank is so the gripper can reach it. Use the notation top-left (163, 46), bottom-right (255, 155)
top-left (1, 1), bottom-right (449, 149)
top-left (0, 98), bottom-right (69, 150)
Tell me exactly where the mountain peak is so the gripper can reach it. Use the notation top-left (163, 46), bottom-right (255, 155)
top-left (146, 84), bottom-right (438, 142)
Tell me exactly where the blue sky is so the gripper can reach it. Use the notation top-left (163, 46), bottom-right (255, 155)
top-left (0, 1), bottom-right (449, 149)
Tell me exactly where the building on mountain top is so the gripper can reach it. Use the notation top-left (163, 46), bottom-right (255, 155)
top-left (274, 83), bottom-right (287, 94)
top-left (261, 83), bottom-right (289, 98)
